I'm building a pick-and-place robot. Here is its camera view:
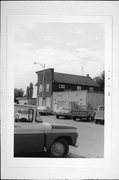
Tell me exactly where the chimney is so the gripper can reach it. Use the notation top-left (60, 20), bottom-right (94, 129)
top-left (87, 74), bottom-right (89, 77)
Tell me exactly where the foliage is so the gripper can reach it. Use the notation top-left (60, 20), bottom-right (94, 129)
top-left (26, 82), bottom-right (33, 98)
top-left (14, 88), bottom-right (24, 103)
top-left (94, 71), bottom-right (105, 92)
top-left (14, 88), bottom-right (24, 97)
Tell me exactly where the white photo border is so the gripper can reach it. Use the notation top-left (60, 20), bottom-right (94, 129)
top-left (1, 1), bottom-right (115, 179)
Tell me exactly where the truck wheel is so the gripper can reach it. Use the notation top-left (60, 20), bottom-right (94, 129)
top-left (95, 119), bottom-right (98, 124)
top-left (87, 115), bottom-right (91, 121)
top-left (56, 115), bottom-right (59, 119)
top-left (48, 139), bottom-right (69, 157)
top-left (73, 117), bottom-right (76, 121)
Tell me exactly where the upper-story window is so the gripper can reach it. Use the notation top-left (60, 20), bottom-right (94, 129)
top-left (46, 84), bottom-right (50, 92)
top-left (59, 84), bottom-right (65, 89)
top-left (77, 86), bottom-right (81, 91)
top-left (39, 85), bottom-right (43, 93)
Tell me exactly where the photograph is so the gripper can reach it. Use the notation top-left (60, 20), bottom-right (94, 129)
top-left (14, 19), bottom-right (105, 159)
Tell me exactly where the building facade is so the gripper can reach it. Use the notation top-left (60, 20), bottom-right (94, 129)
top-left (53, 91), bottom-right (104, 112)
top-left (36, 68), bottom-right (100, 110)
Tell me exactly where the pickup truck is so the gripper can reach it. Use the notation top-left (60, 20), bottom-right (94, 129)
top-left (95, 105), bottom-right (104, 124)
top-left (14, 104), bottom-right (78, 157)
top-left (71, 102), bottom-right (95, 121)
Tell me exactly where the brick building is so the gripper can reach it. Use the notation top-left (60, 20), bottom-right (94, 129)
top-left (35, 68), bottom-right (100, 109)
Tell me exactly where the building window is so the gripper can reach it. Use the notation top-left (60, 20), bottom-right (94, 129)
top-left (46, 84), bottom-right (50, 92)
top-left (77, 86), bottom-right (81, 91)
top-left (59, 84), bottom-right (65, 89)
top-left (39, 85), bottom-right (42, 93)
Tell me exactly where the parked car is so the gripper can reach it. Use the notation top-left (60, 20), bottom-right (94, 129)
top-left (55, 107), bottom-right (71, 119)
top-left (71, 103), bottom-right (95, 121)
top-left (14, 104), bottom-right (78, 157)
top-left (37, 106), bottom-right (52, 115)
top-left (95, 105), bottom-right (104, 124)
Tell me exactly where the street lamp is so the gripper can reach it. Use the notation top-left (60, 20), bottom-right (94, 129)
top-left (34, 62), bottom-right (45, 106)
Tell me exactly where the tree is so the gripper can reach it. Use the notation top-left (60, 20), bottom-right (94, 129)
top-left (26, 82), bottom-right (33, 98)
top-left (94, 71), bottom-right (105, 92)
top-left (14, 88), bottom-right (24, 103)
top-left (14, 88), bottom-right (24, 97)
top-left (29, 82), bottom-right (33, 98)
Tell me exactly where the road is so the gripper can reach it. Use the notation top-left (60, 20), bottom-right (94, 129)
top-left (15, 115), bottom-right (104, 158)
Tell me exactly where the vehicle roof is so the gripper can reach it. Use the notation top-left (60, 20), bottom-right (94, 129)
top-left (14, 104), bottom-right (36, 108)
top-left (98, 105), bottom-right (104, 107)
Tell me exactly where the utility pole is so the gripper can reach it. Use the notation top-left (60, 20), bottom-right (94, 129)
top-left (34, 62), bottom-right (45, 106)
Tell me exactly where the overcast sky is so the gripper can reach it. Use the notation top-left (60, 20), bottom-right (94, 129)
top-left (13, 18), bottom-right (105, 97)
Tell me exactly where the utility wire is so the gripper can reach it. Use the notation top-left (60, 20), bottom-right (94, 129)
top-left (50, 52), bottom-right (104, 67)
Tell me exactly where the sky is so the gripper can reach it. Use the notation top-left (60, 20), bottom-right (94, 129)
top-left (13, 18), bottom-right (105, 97)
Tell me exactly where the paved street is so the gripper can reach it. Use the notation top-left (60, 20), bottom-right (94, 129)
top-left (42, 115), bottom-right (104, 158)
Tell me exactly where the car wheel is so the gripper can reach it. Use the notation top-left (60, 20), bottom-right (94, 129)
top-left (48, 139), bottom-right (69, 157)
top-left (95, 119), bottom-right (98, 124)
top-left (56, 115), bottom-right (59, 119)
top-left (87, 115), bottom-right (91, 121)
top-left (73, 117), bottom-right (76, 121)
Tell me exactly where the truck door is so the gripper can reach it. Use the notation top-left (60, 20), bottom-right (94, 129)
top-left (14, 107), bottom-right (44, 154)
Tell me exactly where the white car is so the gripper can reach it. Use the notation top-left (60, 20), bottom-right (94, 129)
top-left (55, 107), bottom-right (71, 119)
top-left (37, 106), bottom-right (52, 115)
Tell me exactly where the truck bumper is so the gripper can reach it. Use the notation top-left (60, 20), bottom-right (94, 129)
top-left (75, 141), bottom-right (79, 147)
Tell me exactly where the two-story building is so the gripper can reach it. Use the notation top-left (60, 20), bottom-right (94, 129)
top-left (35, 68), bottom-right (100, 110)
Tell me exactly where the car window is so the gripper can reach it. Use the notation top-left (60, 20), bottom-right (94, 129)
top-left (35, 110), bottom-right (43, 122)
top-left (15, 108), bottom-right (34, 122)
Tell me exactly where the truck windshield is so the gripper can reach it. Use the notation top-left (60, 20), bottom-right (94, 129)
top-left (15, 108), bottom-right (34, 122)
top-left (35, 110), bottom-right (43, 122)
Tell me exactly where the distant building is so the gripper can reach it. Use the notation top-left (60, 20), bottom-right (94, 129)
top-left (16, 97), bottom-right (36, 105)
top-left (35, 68), bottom-right (100, 109)
top-left (53, 90), bottom-right (104, 112)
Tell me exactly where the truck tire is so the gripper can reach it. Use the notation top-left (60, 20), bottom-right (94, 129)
top-left (87, 115), bottom-right (91, 121)
top-left (95, 119), bottom-right (98, 124)
top-left (73, 117), bottom-right (76, 121)
top-left (48, 139), bottom-right (69, 157)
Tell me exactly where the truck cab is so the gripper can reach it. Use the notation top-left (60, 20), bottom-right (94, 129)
top-left (14, 104), bottom-right (78, 157)
top-left (95, 105), bottom-right (104, 124)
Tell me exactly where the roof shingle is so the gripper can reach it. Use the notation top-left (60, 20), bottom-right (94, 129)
top-left (54, 72), bottom-right (99, 87)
